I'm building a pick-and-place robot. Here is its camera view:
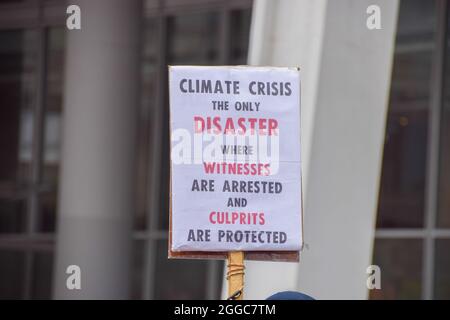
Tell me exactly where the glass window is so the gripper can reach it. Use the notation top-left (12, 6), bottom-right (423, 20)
top-left (39, 27), bottom-right (65, 233)
top-left (434, 239), bottom-right (450, 299)
top-left (0, 198), bottom-right (27, 233)
top-left (154, 240), bottom-right (208, 299)
top-left (0, 30), bottom-right (37, 183)
top-left (38, 192), bottom-right (58, 232)
top-left (167, 12), bottom-right (220, 66)
top-left (437, 8), bottom-right (450, 228)
top-left (0, 25), bottom-right (64, 297)
top-left (0, 0), bottom-right (253, 301)
top-left (373, 0), bottom-right (450, 300)
top-left (370, 239), bottom-right (423, 299)
top-left (0, 249), bottom-right (25, 299)
top-left (0, 27), bottom-right (65, 234)
top-left (131, 240), bottom-right (145, 299)
top-left (376, 0), bottom-right (436, 229)
top-left (135, 18), bottom-right (159, 231)
top-left (230, 9), bottom-right (251, 64)
top-left (43, 28), bottom-right (65, 186)
top-left (31, 251), bottom-right (53, 299)
top-left (0, 29), bottom-right (37, 234)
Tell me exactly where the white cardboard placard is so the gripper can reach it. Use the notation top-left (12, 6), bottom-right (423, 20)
top-left (169, 66), bottom-right (302, 252)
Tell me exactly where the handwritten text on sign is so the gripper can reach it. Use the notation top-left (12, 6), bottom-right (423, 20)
top-left (169, 66), bottom-right (302, 252)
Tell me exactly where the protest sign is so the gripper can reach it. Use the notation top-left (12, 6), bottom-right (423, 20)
top-left (168, 66), bottom-right (302, 262)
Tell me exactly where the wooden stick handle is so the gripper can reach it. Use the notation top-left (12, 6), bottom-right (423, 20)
top-left (227, 251), bottom-right (244, 300)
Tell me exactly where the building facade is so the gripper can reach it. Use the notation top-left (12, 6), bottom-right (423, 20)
top-left (0, 0), bottom-right (448, 299)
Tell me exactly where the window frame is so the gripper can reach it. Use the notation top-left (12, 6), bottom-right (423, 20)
top-left (0, 0), bottom-right (253, 300)
top-left (0, 0), bottom-right (58, 299)
top-left (374, 0), bottom-right (450, 300)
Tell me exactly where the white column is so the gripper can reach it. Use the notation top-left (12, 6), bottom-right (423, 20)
top-left (53, 0), bottom-right (140, 299)
top-left (233, 0), bottom-right (399, 299)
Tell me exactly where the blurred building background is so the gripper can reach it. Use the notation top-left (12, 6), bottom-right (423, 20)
top-left (0, 0), bottom-right (448, 299)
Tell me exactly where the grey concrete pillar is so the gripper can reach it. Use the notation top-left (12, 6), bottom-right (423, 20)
top-left (53, 0), bottom-right (140, 299)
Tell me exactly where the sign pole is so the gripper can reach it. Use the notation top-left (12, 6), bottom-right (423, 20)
top-left (227, 251), bottom-right (245, 300)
